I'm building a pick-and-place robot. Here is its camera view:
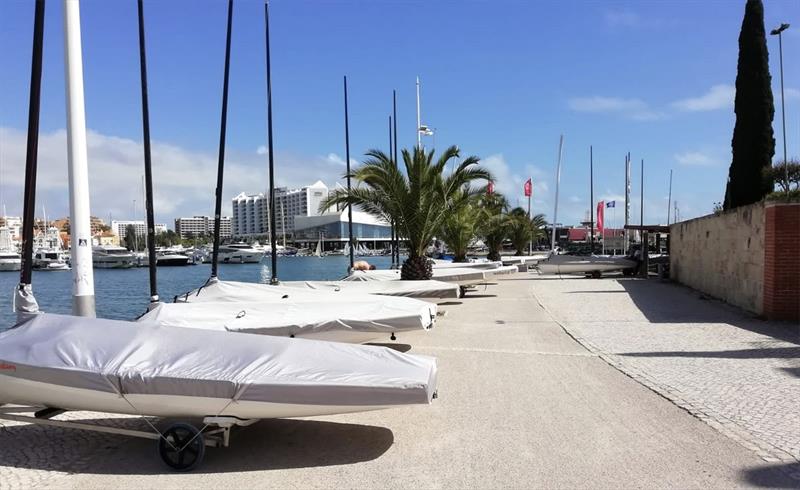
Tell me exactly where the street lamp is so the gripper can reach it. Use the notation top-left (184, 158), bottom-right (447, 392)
top-left (770, 23), bottom-right (790, 188)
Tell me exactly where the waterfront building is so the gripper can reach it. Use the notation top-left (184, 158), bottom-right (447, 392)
top-left (0, 216), bottom-right (22, 241)
top-left (174, 215), bottom-right (231, 239)
top-left (293, 208), bottom-right (392, 251)
top-left (111, 220), bottom-right (167, 239)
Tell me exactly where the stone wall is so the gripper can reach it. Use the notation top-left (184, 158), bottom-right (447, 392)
top-left (670, 202), bottom-right (765, 315)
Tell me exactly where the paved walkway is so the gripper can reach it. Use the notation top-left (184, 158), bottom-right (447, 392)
top-left (530, 276), bottom-right (800, 471)
top-left (1, 274), bottom-right (797, 488)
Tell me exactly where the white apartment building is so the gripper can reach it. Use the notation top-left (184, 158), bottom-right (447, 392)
top-left (231, 180), bottom-right (329, 239)
top-left (0, 216), bottom-right (22, 241)
top-left (231, 192), bottom-right (269, 237)
top-left (111, 220), bottom-right (167, 239)
top-left (174, 215), bottom-right (231, 239)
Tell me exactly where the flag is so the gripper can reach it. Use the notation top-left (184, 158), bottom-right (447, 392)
top-left (597, 201), bottom-right (604, 233)
top-left (606, 201), bottom-right (616, 208)
top-left (524, 178), bottom-right (532, 197)
top-left (487, 181), bottom-right (495, 195)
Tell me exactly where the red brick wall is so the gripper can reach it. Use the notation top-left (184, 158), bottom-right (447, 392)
top-left (763, 203), bottom-right (800, 322)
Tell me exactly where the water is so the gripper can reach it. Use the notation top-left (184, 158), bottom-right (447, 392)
top-left (0, 255), bottom-right (396, 329)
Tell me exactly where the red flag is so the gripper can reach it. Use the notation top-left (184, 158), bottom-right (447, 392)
top-left (487, 181), bottom-right (495, 195)
top-left (524, 178), bottom-right (532, 197)
top-left (596, 201), bottom-right (604, 234)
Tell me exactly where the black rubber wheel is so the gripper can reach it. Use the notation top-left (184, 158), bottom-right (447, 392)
top-left (590, 270), bottom-right (602, 279)
top-left (158, 423), bottom-right (205, 471)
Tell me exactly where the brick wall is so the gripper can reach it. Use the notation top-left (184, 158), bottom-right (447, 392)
top-left (763, 203), bottom-right (800, 322)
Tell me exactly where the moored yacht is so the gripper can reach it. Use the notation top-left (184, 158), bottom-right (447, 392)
top-left (33, 249), bottom-right (70, 271)
top-left (217, 243), bottom-right (265, 263)
top-left (92, 245), bottom-right (137, 269)
top-left (0, 251), bottom-right (21, 271)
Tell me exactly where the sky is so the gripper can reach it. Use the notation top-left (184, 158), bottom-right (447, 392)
top-left (1, 0), bottom-right (798, 229)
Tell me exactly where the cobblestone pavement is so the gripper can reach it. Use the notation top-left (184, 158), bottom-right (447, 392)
top-left (531, 276), bottom-right (800, 472)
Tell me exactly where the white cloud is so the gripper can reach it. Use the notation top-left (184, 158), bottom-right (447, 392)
top-left (672, 84), bottom-right (735, 112)
top-left (256, 145), bottom-right (267, 155)
top-left (325, 153), bottom-right (359, 167)
top-left (785, 88), bottom-right (800, 100)
top-left (674, 151), bottom-right (718, 166)
top-left (0, 127), bottom-right (350, 225)
top-left (567, 96), bottom-right (665, 121)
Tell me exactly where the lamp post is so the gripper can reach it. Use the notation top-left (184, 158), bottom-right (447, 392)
top-left (770, 23), bottom-right (790, 188)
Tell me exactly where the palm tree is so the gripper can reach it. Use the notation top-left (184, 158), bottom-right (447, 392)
top-left (478, 192), bottom-right (508, 261)
top-left (439, 187), bottom-right (483, 262)
top-left (323, 146), bottom-right (492, 279)
top-left (507, 207), bottom-right (547, 255)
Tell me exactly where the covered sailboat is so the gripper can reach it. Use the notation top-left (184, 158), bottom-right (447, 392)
top-left (280, 278), bottom-right (459, 301)
top-left (536, 253), bottom-right (637, 276)
top-left (148, 278), bottom-right (438, 343)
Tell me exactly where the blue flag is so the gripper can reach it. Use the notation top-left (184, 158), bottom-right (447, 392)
top-left (606, 201), bottom-right (616, 208)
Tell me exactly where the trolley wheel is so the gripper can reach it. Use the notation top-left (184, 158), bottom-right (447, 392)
top-left (459, 286), bottom-right (467, 298)
top-left (158, 423), bottom-right (205, 471)
top-left (590, 270), bottom-right (602, 279)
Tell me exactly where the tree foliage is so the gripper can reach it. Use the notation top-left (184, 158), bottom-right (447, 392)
top-left (724, 0), bottom-right (775, 209)
top-left (323, 145), bottom-right (491, 279)
top-left (507, 207), bottom-right (547, 256)
top-left (438, 187), bottom-right (482, 262)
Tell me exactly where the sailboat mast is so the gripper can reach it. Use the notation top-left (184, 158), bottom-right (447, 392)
top-left (343, 76), bottom-right (354, 270)
top-left (550, 135), bottom-right (564, 252)
top-left (389, 113), bottom-right (395, 267)
top-left (392, 89), bottom-right (399, 266)
top-left (210, 0), bottom-right (234, 278)
top-left (17, 0), bottom-right (46, 320)
top-left (416, 77), bottom-right (421, 149)
top-left (667, 169), bottom-right (673, 225)
top-left (136, 0), bottom-right (158, 303)
top-left (264, 0), bottom-right (278, 284)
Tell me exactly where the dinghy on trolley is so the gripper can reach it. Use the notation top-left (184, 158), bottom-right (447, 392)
top-left (536, 253), bottom-right (637, 277)
top-left (280, 278), bottom-right (459, 302)
top-left (0, 313), bottom-right (437, 470)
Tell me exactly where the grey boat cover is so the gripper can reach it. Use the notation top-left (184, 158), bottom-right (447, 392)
top-left (343, 268), bottom-right (489, 284)
top-left (0, 313), bottom-right (437, 409)
top-left (141, 296), bottom-right (434, 339)
top-left (280, 280), bottom-right (459, 299)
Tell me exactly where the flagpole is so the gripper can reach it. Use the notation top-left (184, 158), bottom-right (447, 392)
top-left (667, 168), bottom-right (673, 226)
top-left (416, 76), bottom-right (421, 149)
top-left (392, 89), bottom-right (399, 267)
top-left (589, 145), bottom-right (594, 253)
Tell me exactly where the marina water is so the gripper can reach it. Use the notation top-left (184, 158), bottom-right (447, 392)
top-left (0, 255), bottom-right (395, 330)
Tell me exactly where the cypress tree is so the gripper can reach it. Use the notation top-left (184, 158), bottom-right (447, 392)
top-left (724, 0), bottom-right (775, 210)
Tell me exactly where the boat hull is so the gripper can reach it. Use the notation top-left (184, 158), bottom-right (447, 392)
top-left (537, 256), bottom-right (637, 275)
top-left (0, 260), bottom-right (21, 272)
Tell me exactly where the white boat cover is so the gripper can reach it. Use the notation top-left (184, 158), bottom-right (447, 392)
top-left (430, 259), bottom-right (502, 270)
top-left (163, 279), bottom-right (437, 343)
top-left (537, 254), bottom-right (637, 274)
top-left (0, 313), bottom-right (437, 418)
top-left (344, 268), bottom-right (490, 286)
top-left (280, 280), bottom-right (459, 300)
top-left (140, 297), bottom-right (434, 344)
top-left (484, 265), bottom-right (518, 277)
top-left (500, 254), bottom-right (550, 266)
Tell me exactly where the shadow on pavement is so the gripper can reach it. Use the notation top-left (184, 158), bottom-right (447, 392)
top-left (620, 346), bottom-right (800, 359)
top-left (367, 342), bottom-right (412, 353)
top-left (741, 462), bottom-right (800, 488)
top-left (0, 416), bottom-right (394, 475)
top-left (617, 279), bottom-right (800, 343)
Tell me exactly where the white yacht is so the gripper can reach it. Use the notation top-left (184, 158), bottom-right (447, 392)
top-left (0, 227), bottom-right (21, 271)
top-left (33, 249), bottom-right (70, 271)
top-left (92, 245), bottom-right (137, 269)
top-left (217, 243), bottom-right (265, 264)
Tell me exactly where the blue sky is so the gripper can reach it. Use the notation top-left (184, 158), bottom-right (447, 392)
top-left (1, 0), bottom-right (798, 227)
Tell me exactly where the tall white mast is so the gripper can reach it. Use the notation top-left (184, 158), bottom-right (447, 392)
top-left (63, 0), bottom-right (96, 317)
top-left (416, 76), bottom-right (421, 149)
top-left (550, 135), bottom-right (564, 252)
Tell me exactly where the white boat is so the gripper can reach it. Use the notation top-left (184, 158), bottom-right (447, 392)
top-left (0, 313), bottom-right (437, 468)
top-left (33, 249), bottom-right (70, 271)
top-left (151, 279), bottom-right (437, 344)
top-left (156, 253), bottom-right (190, 266)
top-left (217, 243), bottom-right (265, 264)
top-left (536, 254), bottom-right (637, 276)
top-left (92, 245), bottom-right (137, 269)
top-left (431, 259), bottom-right (503, 270)
top-left (0, 227), bottom-right (21, 272)
top-left (500, 254), bottom-right (550, 266)
top-left (280, 279), bottom-right (460, 302)
top-left (313, 236), bottom-right (323, 257)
